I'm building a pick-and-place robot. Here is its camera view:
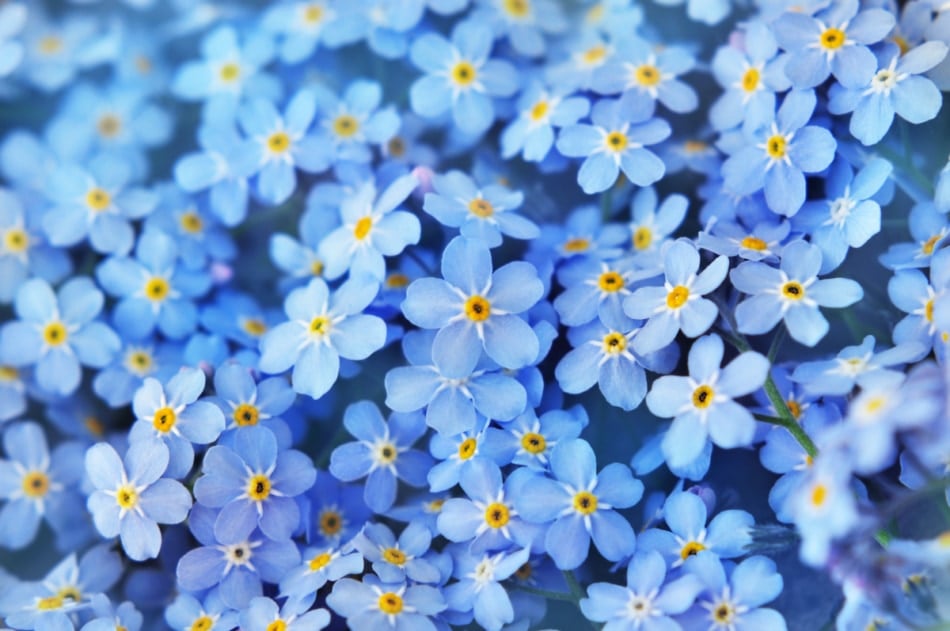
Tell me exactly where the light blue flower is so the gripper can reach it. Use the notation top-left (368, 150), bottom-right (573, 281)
top-left (238, 596), bottom-right (329, 631)
top-left (500, 82), bottom-right (589, 162)
top-left (85, 440), bottom-right (191, 561)
top-left (556, 95), bottom-right (670, 194)
top-left (879, 202), bottom-right (949, 270)
top-left (257, 276), bottom-right (386, 399)
top-left (279, 545), bottom-right (364, 609)
top-left (444, 546), bottom-right (531, 631)
top-left (409, 18), bottom-right (518, 135)
top-left (327, 575), bottom-right (446, 631)
top-left (312, 80), bottom-right (400, 165)
top-left (481, 406), bottom-right (587, 470)
top-left (173, 122), bottom-right (251, 226)
top-left (165, 592), bottom-right (239, 631)
top-left (0, 277), bottom-right (120, 397)
top-left (351, 521), bottom-right (441, 584)
top-left (646, 334), bottom-right (769, 469)
top-left (627, 186), bottom-right (689, 262)
top-left (681, 553), bottom-right (786, 631)
top-left (654, 0), bottom-right (730, 24)
top-left (0, 188), bottom-right (71, 304)
top-left (731, 240), bottom-right (864, 346)
top-left (262, 1), bottom-right (364, 64)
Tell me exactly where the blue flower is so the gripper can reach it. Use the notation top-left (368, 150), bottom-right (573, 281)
top-left (829, 41), bottom-right (948, 145)
top-left (128, 367), bottom-right (225, 479)
top-left (696, 216), bottom-right (790, 262)
top-left (500, 82), bottom-right (589, 162)
top-left (327, 575), bottom-right (447, 631)
top-left (257, 276), bottom-right (386, 399)
top-left (580, 550), bottom-right (703, 630)
top-left (85, 440), bottom-right (191, 561)
top-left (173, 122), bottom-right (250, 227)
top-left (0, 187), bottom-right (71, 303)
top-left (422, 170), bottom-right (539, 248)
top-left (165, 592), bottom-right (239, 631)
top-left (96, 229), bottom-right (211, 340)
top-left (238, 596), bottom-right (329, 631)
top-left (623, 239), bottom-right (729, 355)
top-left (193, 425), bottom-right (316, 543)
top-left (592, 35), bottom-right (698, 114)
top-left (280, 544), bottom-right (364, 609)
top-left (731, 240), bottom-right (864, 346)
top-left (304, 473), bottom-right (372, 547)
top-left (556, 95), bottom-right (670, 194)
top-left (481, 406), bottom-right (587, 470)
top-left (0, 277), bottom-right (120, 396)
top-left (262, 1), bottom-right (364, 64)
top-left (554, 255), bottom-right (651, 327)
top-left (879, 202), bottom-right (949, 270)
top-left (721, 89), bottom-right (836, 216)
top-left (646, 334), bottom-right (769, 469)
top-left (80, 598), bottom-right (142, 631)
top-left (427, 421), bottom-right (493, 493)
top-left (437, 459), bottom-right (541, 554)
top-left (351, 521), bottom-right (441, 584)
top-left (329, 401), bottom-right (432, 513)
top-left (0, 421), bottom-right (85, 550)
top-left (212, 363), bottom-right (296, 445)
top-left (312, 80), bottom-right (400, 165)
top-left (384, 330), bottom-right (528, 436)
top-left (0, 3), bottom-right (25, 78)
top-left (774, 0), bottom-right (896, 89)
top-left (402, 236), bottom-right (544, 378)
top-left (638, 490), bottom-right (754, 568)
top-left (627, 186), bottom-right (689, 261)
top-left (409, 19), bottom-right (518, 135)
top-left (317, 173), bottom-right (420, 281)
top-left (444, 546), bottom-right (531, 631)
top-left (795, 157), bottom-right (892, 272)
top-left (513, 438), bottom-right (643, 570)
top-left (472, 0), bottom-right (566, 57)
top-left (681, 553), bottom-right (786, 631)
top-left (144, 185), bottom-right (236, 271)
top-left (790, 335), bottom-right (926, 396)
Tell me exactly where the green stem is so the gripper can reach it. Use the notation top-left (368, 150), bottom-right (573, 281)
top-left (561, 570), bottom-right (601, 631)
top-left (761, 372), bottom-right (818, 459)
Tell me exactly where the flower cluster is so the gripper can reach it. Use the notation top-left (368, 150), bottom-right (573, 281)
top-left (0, 1), bottom-right (949, 631)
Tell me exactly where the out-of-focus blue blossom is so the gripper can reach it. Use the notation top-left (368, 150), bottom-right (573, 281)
top-left (173, 123), bottom-right (251, 227)
top-left (80, 598), bottom-right (143, 631)
top-left (626, 187), bottom-right (688, 263)
top-left (409, 19), bottom-right (518, 135)
top-left (262, 1), bottom-right (364, 64)
top-left (329, 401), bottom-right (431, 513)
top-left (473, 0), bottom-right (566, 58)
top-left (592, 36), bottom-right (698, 114)
top-left (96, 229), bottom-right (211, 340)
top-left (0, 277), bottom-right (119, 397)
top-left (774, 0), bottom-right (896, 89)
top-left (144, 185), bottom-right (236, 270)
top-left (879, 202), bottom-right (949, 270)
top-left (791, 335), bottom-right (927, 395)
top-left (85, 440), bottom-right (191, 561)
top-left (721, 90), bottom-right (837, 216)
top-left (828, 41), bottom-right (948, 145)
top-left (646, 334), bottom-right (768, 469)
top-left (513, 438), bottom-right (643, 570)
top-left (312, 80), bottom-right (400, 167)
top-left (18, 11), bottom-right (98, 92)
top-left (623, 239), bottom-right (729, 355)
top-left (557, 95), bottom-right (670, 194)
top-left (731, 240), bottom-right (864, 346)
top-left (0, 188), bottom-right (71, 304)
top-left (258, 276), bottom-right (385, 399)
top-left (501, 82), bottom-right (589, 162)
top-left (654, 0), bottom-right (731, 25)
top-left (0, 3), bottom-right (26, 78)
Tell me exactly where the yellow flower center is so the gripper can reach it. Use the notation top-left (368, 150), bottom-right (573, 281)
top-left (740, 235), bottom-right (767, 251)
top-left (605, 131), bottom-right (628, 153)
top-left (458, 437), bottom-right (477, 460)
top-left (57, 586), bottom-right (81, 602)
top-left (765, 135), bottom-right (787, 159)
top-left (0, 365), bottom-right (18, 381)
top-left (692, 385), bottom-right (714, 409)
top-left (383, 547), bottom-right (407, 565)
top-left (219, 63), bottom-right (241, 82)
top-left (3, 228), bottom-right (29, 253)
top-left (116, 485), bottom-right (138, 510)
top-left (633, 226), bottom-right (652, 250)
top-left (319, 509), bottom-right (343, 536)
top-left (741, 67), bottom-right (760, 92)
top-left (810, 483), bottom-right (827, 507)
top-left (126, 350), bottom-right (153, 375)
top-left (233, 403), bottom-right (260, 427)
top-left (376, 442), bottom-right (398, 465)
top-left (529, 100), bottom-right (549, 121)
top-left (598, 271), bottom-right (625, 292)
top-left (573, 491), bottom-right (598, 515)
top-left (97, 114), bottom-right (122, 138)
top-left (781, 281), bottom-right (805, 300)
top-left (144, 277), bottom-right (170, 302)
top-left (563, 237), bottom-right (590, 253)
top-left (786, 399), bottom-right (802, 419)
top-left (353, 216), bottom-right (373, 240)
top-left (85, 416), bottom-right (105, 436)
top-left (425, 498), bottom-right (445, 513)
top-left (520, 432), bottom-right (546, 454)
top-left (22, 471), bottom-right (50, 498)
top-left (464, 295), bottom-right (491, 322)
top-left (582, 45), bottom-right (607, 65)
top-left (468, 198), bottom-right (494, 218)
top-left (451, 61), bottom-right (477, 86)
top-left (713, 603), bottom-right (736, 624)
top-left (190, 616), bottom-right (213, 631)
top-left (680, 540), bottom-right (706, 560)
top-left (242, 318), bottom-right (268, 337)
top-left (502, 0), bottom-right (530, 17)
top-left (37, 595), bottom-right (64, 610)
top-left (484, 502), bottom-right (510, 528)
top-left (602, 332), bottom-right (627, 355)
top-left (386, 273), bottom-right (410, 289)
top-left (387, 136), bottom-right (406, 157)
top-left (333, 115), bottom-right (359, 138)
top-left (247, 474), bottom-right (272, 501)
top-left (925, 298), bottom-right (935, 323)
top-left (265, 620), bottom-right (286, 631)
top-left (635, 64), bottom-right (661, 87)
top-left (152, 406), bottom-right (177, 433)
top-left (684, 140), bottom-right (708, 153)
top-left (267, 131), bottom-right (291, 153)
top-left (86, 188), bottom-right (111, 212)
top-left (378, 592), bottom-right (404, 615)
top-left (666, 285), bottom-right (690, 309)
top-left (309, 552), bottom-right (332, 571)
top-left (922, 234), bottom-right (940, 255)
top-left (309, 315), bottom-right (331, 336)
top-left (43, 321), bottom-right (68, 346)
top-left (38, 36), bottom-right (63, 55)
top-left (180, 211), bottom-right (204, 234)
top-left (819, 27), bottom-right (846, 50)
top-left (303, 4), bottom-right (324, 23)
